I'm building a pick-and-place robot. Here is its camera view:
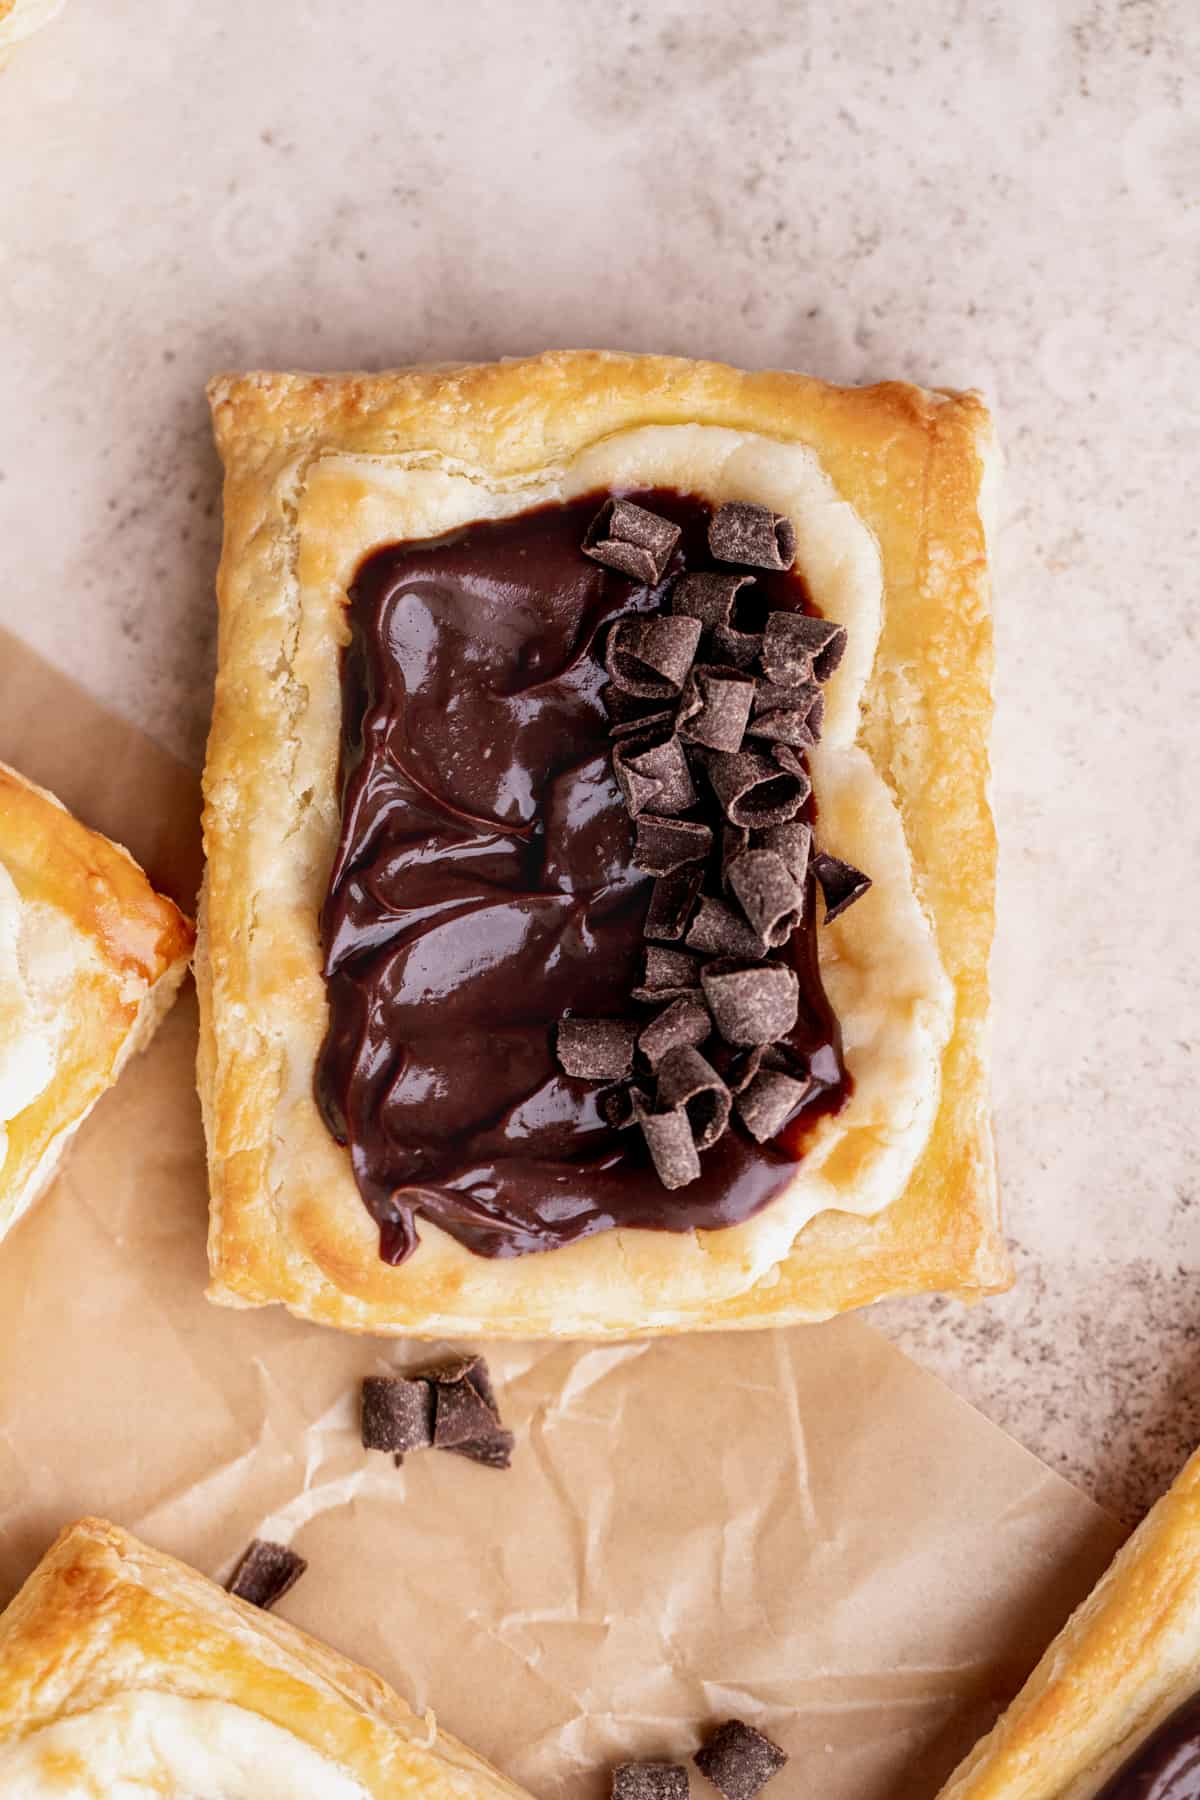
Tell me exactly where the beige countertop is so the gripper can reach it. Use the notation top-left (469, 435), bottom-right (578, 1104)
top-left (1, 0), bottom-right (1196, 1521)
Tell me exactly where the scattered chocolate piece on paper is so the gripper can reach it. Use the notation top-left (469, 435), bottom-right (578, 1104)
top-left (735, 1068), bottom-right (813, 1142)
top-left (444, 1430), bottom-right (515, 1470)
top-left (434, 1376), bottom-right (503, 1450)
top-left (678, 665), bottom-right (756, 752)
top-left (685, 894), bottom-right (768, 962)
top-left (361, 1375), bottom-right (435, 1458)
top-left (631, 945), bottom-right (702, 1002)
top-left (644, 867), bottom-right (704, 942)
top-left (556, 1018), bottom-right (638, 1080)
top-left (761, 611), bottom-right (846, 684)
top-left (727, 849), bottom-right (803, 947)
top-left (701, 959), bottom-right (800, 1045)
top-left (655, 1043), bottom-right (731, 1150)
top-left (709, 502), bottom-right (797, 571)
top-left (670, 569), bottom-right (751, 628)
top-left (584, 498), bottom-right (681, 584)
top-left (226, 1540), bottom-right (307, 1612)
top-left (612, 1764), bottom-right (689, 1800)
top-left (812, 850), bottom-right (872, 922)
top-left (705, 749), bottom-right (807, 828)
top-left (694, 1720), bottom-right (788, 1800)
top-left (634, 1092), bottom-right (702, 1189)
top-left (633, 815), bottom-right (713, 875)
top-left (638, 994), bottom-right (712, 1068)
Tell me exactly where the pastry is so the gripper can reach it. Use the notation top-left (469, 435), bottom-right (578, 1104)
top-left (199, 350), bottom-right (1007, 1335)
top-left (0, 760), bottom-right (193, 1247)
top-left (0, 1517), bottom-right (531, 1797)
top-left (936, 1442), bottom-right (1200, 1798)
top-left (0, 0), bottom-right (66, 66)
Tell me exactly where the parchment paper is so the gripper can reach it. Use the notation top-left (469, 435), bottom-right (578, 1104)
top-left (0, 631), bottom-right (1125, 1799)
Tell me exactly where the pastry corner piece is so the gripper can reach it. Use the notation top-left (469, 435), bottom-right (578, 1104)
top-left (0, 0), bottom-right (67, 66)
top-left (936, 1443), bottom-right (1200, 1799)
top-left (0, 1517), bottom-right (531, 1796)
top-left (199, 350), bottom-right (1007, 1336)
top-left (0, 761), bottom-right (192, 1248)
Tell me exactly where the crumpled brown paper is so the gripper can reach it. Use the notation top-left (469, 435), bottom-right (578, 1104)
top-left (0, 630), bottom-right (1124, 1798)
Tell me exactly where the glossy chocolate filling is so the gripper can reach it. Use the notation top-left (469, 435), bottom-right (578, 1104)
top-left (315, 491), bottom-right (848, 1263)
top-left (1095, 1692), bottom-right (1200, 1799)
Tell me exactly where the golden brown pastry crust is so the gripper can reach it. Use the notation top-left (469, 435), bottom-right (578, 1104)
top-left (0, 761), bottom-right (194, 1245)
top-left (0, 0), bottom-right (66, 64)
top-left (200, 350), bottom-right (1006, 1334)
top-left (0, 1517), bottom-right (531, 1796)
top-left (936, 1445), bottom-right (1200, 1799)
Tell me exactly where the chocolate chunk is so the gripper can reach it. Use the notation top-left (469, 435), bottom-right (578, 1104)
top-left (434, 1376), bottom-right (502, 1449)
top-left (612, 1764), bottom-right (689, 1800)
top-left (638, 995), bottom-right (711, 1068)
top-left (634, 1093), bottom-right (702, 1189)
top-left (644, 867), bottom-right (704, 942)
top-left (361, 1375), bottom-right (435, 1456)
top-left (445, 1430), bottom-right (515, 1470)
top-left (719, 822), bottom-right (750, 893)
top-left (685, 894), bottom-right (768, 961)
top-left (756, 820), bottom-right (811, 886)
top-left (614, 734), bottom-right (698, 818)
top-left (735, 1068), bottom-right (813, 1142)
top-left (584, 499), bottom-right (682, 585)
top-left (701, 959), bottom-right (800, 1046)
top-left (226, 1540), bottom-right (307, 1611)
top-left (670, 570), bottom-right (753, 628)
top-left (812, 851), bottom-right (872, 922)
top-left (610, 707), bottom-right (676, 743)
top-left (705, 750), bottom-right (807, 829)
top-left (556, 1018), bottom-right (637, 1080)
top-left (677, 666), bottom-right (755, 753)
top-left (727, 849), bottom-right (802, 948)
top-left (709, 624), bottom-right (763, 669)
top-left (655, 1044), bottom-right (731, 1150)
top-left (761, 612), bottom-right (846, 684)
top-left (694, 1720), bottom-right (788, 1800)
top-left (631, 945), bottom-right (702, 1002)
top-left (633, 816), bottom-right (713, 875)
top-left (709, 502), bottom-right (797, 572)
top-left (606, 616), bottom-right (702, 700)
top-left (749, 680), bottom-right (824, 748)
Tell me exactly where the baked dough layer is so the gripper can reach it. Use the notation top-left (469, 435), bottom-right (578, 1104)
top-left (201, 350), bottom-right (1007, 1334)
top-left (0, 0), bottom-right (66, 65)
top-left (936, 1444), bottom-right (1200, 1799)
top-left (0, 1518), bottom-right (531, 1797)
top-left (0, 761), bottom-right (193, 1248)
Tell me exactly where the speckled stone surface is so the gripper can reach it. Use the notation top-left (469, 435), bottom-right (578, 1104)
top-left (0, 1), bottom-right (1196, 1523)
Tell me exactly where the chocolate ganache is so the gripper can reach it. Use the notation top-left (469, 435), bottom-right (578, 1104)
top-left (315, 491), bottom-right (848, 1263)
top-left (1095, 1692), bottom-right (1200, 1799)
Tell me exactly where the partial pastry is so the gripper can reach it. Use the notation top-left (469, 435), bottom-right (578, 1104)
top-left (936, 1442), bottom-right (1200, 1798)
top-left (0, 0), bottom-right (66, 66)
top-left (199, 349), bottom-right (1006, 1335)
top-left (0, 1517), bottom-right (531, 1797)
top-left (0, 761), bottom-right (193, 1246)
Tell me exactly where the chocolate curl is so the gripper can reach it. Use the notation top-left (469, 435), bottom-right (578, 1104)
top-left (632, 815), bottom-right (713, 875)
top-left (708, 502), bottom-right (797, 571)
top-left (677, 665), bottom-right (756, 753)
top-left (227, 1541), bottom-right (307, 1611)
top-left (670, 570), bottom-right (753, 628)
top-left (602, 1083), bottom-right (642, 1130)
top-left (685, 894), bottom-right (768, 962)
top-left (556, 1018), bottom-right (637, 1080)
top-left (719, 822), bottom-right (750, 894)
top-left (583, 498), bottom-right (681, 584)
top-left (705, 749), bottom-right (808, 828)
top-left (644, 867), bottom-right (703, 942)
top-left (612, 1765), bottom-right (689, 1800)
top-left (613, 734), bottom-right (697, 817)
top-left (655, 1043), bottom-right (731, 1151)
top-left (701, 958), bottom-right (800, 1045)
top-left (735, 1067), bottom-right (813, 1142)
top-left (812, 850), bottom-right (872, 922)
top-left (431, 1356), bottom-right (513, 1470)
top-left (633, 1092), bottom-right (702, 1189)
top-left (605, 615), bottom-right (702, 699)
top-left (694, 1720), bottom-right (788, 1800)
top-left (761, 611), bottom-right (847, 684)
top-left (361, 1376), bottom-right (435, 1457)
top-left (709, 624), bottom-right (763, 669)
top-left (726, 849), bottom-right (803, 948)
top-left (637, 994), bottom-right (712, 1068)
top-left (609, 706), bottom-right (675, 742)
top-left (757, 820), bottom-right (811, 886)
top-left (749, 679), bottom-right (824, 748)
top-left (631, 945), bottom-right (702, 1002)
top-left (767, 743), bottom-right (812, 798)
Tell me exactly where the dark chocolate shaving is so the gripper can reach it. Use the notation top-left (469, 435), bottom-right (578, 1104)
top-left (644, 868), bottom-right (703, 942)
top-left (685, 894), bottom-right (768, 962)
top-left (584, 498), bottom-right (681, 585)
top-left (726, 849), bottom-right (802, 948)
top-left (670, 570), bottom-right (752, 628)
top-left (638, 995), bottom-right (712, 1068)
top-left (694, 1720), bottom-right (788, 1800)
top-left (701, 959), bottom-right (800, 1046)
top-left (445, 1431), bottom-right (515, 1470)
top-left (556, 1018), bottom-right (637, 1081)
top-left (361, 1375), bottom-right (435, 1457)
top-left (633, 1093), bottom-right (702, 1190)
top-left (612, 1764), bottom-right (689, 1800)
top-left (631, 945), bottom-right (702, 1002)
top-left (434, 1376), bottom-right (503, 1449)
top-left (756, 821), bottom-right (811, 886)
top-left (749, 680), bottom-right (824, 748)
top-left (655, 1044), bottom-right (731, 1150)
top-left (677, 666), bottom-right (755, 753)
top-left (719, 822), bottom-right (750, 892)
top-left (632, 816), bottom-right (713, 875)
top-left (602, 1084), bottom-right (643, 1130)
top-left (606, 615), bottom-right (702, 700)
top-left (767, 744), bottom-right (812, 798)
top-left (709, 502), bottom-right (797, 572)
top-left (226, 1540), bottom-right (307, 1611)
top-left (610, 707), bottom-right (675, 743)
top-left (735, 1068), bottom-right (813, 1142)
top-left (613, 735), bottom-right (697, 818)
top-left (812, 851), bottom-right (872, 922)
top-left (709, 624), bottom-right (763, 669)
top-left (761, 611), bottom-right (846, 684)
top-left (705, 750), bottom-right (807, 829)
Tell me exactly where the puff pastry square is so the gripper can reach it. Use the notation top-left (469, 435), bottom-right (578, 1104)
top-left (936, 1444), bottom-right (1200, 1798)
top-left (0, 1517), bottom-right (531, 1797)
top-left (200, 350), bottom-right (1008, 1336)
top-left (0, 0), bottom-right (66, 66)
top-left (0, 761), bottom-right (193, 1248)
